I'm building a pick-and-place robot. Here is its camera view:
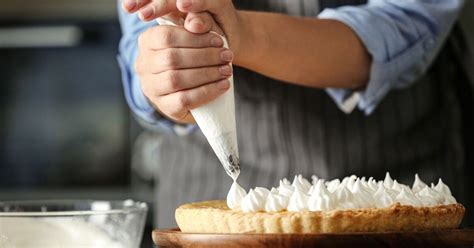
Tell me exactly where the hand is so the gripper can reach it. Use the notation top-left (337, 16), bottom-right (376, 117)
top-left (135, 14), bottom-right (234, 124)
top-left (122, 0), bottom-right (243, 60)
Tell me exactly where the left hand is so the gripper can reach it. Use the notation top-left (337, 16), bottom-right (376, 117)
top-left (122, 0), bottom-right (244, 59)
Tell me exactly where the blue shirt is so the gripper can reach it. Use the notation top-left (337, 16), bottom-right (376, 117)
top-left (117, 0), bottom-right (463, 134)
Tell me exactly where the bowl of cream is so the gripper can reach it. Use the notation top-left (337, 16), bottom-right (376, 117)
top-left (0, 199), bottom-right (148, 248)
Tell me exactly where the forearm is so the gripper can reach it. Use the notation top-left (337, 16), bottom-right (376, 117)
top-left (234, 11), bottom-right (371, 89)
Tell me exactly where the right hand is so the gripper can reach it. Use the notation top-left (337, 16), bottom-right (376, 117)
top-left (135, 15), bottom-right (233, 124)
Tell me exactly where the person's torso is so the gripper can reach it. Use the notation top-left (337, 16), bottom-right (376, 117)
top-left (154, 0), bottom-right (465, 227)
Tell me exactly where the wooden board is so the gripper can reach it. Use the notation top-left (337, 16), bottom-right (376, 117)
top-left (152, 228), bottom-right (474, 247)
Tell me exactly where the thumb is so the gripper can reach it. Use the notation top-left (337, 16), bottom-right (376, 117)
top-left (184, 12), bottom-right (225, 37)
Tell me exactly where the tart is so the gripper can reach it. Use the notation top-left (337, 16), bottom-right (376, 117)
top-left (175, 200), bottom-right (465, 233)
top-left (176, 173), bottom-right (465, 234)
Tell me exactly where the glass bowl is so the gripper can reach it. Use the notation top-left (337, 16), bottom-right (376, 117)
top-left (0, 199), bottom-right (148, 248)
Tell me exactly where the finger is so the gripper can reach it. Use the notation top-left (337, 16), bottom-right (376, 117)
top-left (139, 25), bottom-right (223, 50)
top-left (161, 12), bottom-right (186, 25)
top-left (156, 79), bottom-right (230, 119)
top-left (184, 12), bottom-right (224, 36)
top-left (122, 0), bottom-right (151, 13)
top-left (176, 0), bottom-right (231, 13)
top-left (147, 47), bottom-right (233, 73)
top-left (137, 0), bottom-right (179, 21)
top-left (148, 65), bottom-right (232, 96)
top-left (146, 96), bottom-right (195, 124)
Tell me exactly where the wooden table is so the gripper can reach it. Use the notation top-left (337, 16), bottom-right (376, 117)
top-left (153, 228), bottom-right (474, 247)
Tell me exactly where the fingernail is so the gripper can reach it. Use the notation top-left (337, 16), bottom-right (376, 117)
top-left (219, 65), bottom-right (232, 76)
top-left (179, 0), bottom-right (193, 8)
top-left (220, 50), bottom-right (233, 62)
top-left (191, 17), bottom-right (204, 27)
top-left (123, 0), bottom-right (136, 11)
top-left (139, 6), bottom-right (154, 20)
top-left (211, 36), bottom-right (223, 47)
top-left (217, 80), bottom-right (230, 90)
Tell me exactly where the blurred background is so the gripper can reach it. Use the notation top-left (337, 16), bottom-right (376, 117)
top-left (0, 0), bottom-right (472, 247)
top-left (0, 0), bottom-right (156, 246)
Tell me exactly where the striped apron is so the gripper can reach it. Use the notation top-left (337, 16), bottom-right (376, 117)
top-left (151, 0), bottom-right (467, 228)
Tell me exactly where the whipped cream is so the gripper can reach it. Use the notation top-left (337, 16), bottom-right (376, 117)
top-left (265, 188), bottom-right (287, 212)
top-left (308, 180), bottom-right (335, 211)
top-left (240, 187), bottom-right (270, 213)
top-left (373, 185), bottom-right (396, 208)
top-left (226, 180), bottom-right (247, 210)
top-left (226, 173), bottom-right (458, 213)
top-left (287, 186), bottom-right (310, 212)
top-left (412, 173), bottom-right (428, 193)
top-left (395, 187), bottom-right (423, 207)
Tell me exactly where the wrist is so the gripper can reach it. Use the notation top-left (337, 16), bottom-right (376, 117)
top-left (233, 11), bottom-right (266, 67)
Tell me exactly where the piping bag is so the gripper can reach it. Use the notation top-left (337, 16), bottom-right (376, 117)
top-left (157, 17), bottom-right (240, 180)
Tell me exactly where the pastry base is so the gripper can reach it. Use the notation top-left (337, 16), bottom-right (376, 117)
top-left (175, 200), bottom-right (465, 234)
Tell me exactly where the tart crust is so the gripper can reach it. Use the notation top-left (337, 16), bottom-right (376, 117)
top-left (175, 200), bottom-right (465, 233)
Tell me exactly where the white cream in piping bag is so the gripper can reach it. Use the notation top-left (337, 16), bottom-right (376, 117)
top-left (227, 173), bottom-right (458, 212)
top-left (157, 18), bottom-right (240, 180)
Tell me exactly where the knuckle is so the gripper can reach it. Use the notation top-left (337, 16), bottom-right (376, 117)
top-left (160, 28), bottom-right (175, 46)
top-left (176, 92), bottom-right (191, 109)
top-left (166, 107), bottom-right (181, 119)
top-left (167, 71), bottom-right (181, 91)
top-left (138, 27), bottom-right (156, 48)
top-left (162, 49), bottom-right (180, 68)
top-left (160, 29), bottom-right (174, 46)
top-left (201, 84), bottom-right (213, 96)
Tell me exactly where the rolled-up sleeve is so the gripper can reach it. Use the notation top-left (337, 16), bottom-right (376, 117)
top-left (319, 0), bottom-right (464, 115)
top-left (117, 5), bottom-right (196, 134)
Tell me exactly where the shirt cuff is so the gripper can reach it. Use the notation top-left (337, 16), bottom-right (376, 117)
top-left (319, 8), bottom-right (431, 115)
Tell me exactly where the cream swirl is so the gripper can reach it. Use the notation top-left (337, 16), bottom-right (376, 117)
top-left (351, 179), bottom-right (375, 208)
top-left (434, 178), bottom-right (452, 195)
top-left (416, 185), bottom-right (441, 206)
top-left (227, 173), bottom-right (459, 213)
top-left (264, 188), bottom-right (287, 212)
top-left (432, 180), bottom-right (456, 204)
top-left (334, 185), bottom-right (358, 210)
top-left (412, 173), bottom-right (428, 193)
top-left (308, 180), bottom-right (335, 211)
top-left (287, 186), bottom-right (310, 212)
top-left (373, 184), bottom-right (396, 208)
top-left (443, 194), bottom-right (457, 205)
top-left (292, 175), bottom-right (312, 193)
top-left (383, 172), bottom-right (394, 188)
top-left (391, 180), bottom-right (411, 193)
top-left (367, 177), bottom-right (379, 192)
top-left (344, 175), bottom-right (358, 192)
top-left (240, 187), bottom-right (269, 213)
top-left (326, 179), bottom-right (341, 193)
top-left (311, 175), bottom-right (319, 185)
top-left (395, 187), bottom-right (423, 207)
top-left (226, 180), bottom-right (247, 210)
top-left (278, 179), bottom-right (294, 198)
